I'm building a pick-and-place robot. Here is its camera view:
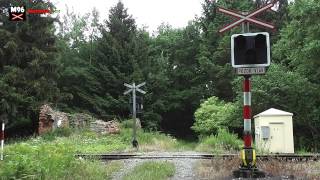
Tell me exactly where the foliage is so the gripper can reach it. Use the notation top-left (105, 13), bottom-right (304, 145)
top-left (271, 0), bottom-right (320, 151)
top-left (41, 127), bottom-right (73, 141)
top-left (0, 0), bottom-right (319, 152)
top-left (0, 0), bottom-right (62, 136)
top-left (123, 161), bottom-right (175, 180)
top-left (0, 137), bottom-right (123, 179)
top-left (192, 96), bottom-right (236, 136)
top-left (196, 129), bottom-right (242, 153)
top-left (0, 126), bottom-right (188, 179)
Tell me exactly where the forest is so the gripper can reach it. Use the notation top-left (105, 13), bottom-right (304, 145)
top-left (0, 0), bottom-right (319, 152)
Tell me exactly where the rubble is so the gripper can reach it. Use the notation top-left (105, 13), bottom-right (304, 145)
top-left (38, 104), bottom-right (69, 135)
top-left (90, 120), bottom-right (120, 134)
top-left (38, 104), bottom-right (121, 135)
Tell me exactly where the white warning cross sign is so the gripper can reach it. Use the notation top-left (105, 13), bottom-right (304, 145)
top-left (218, 2), bottom-right (277, 33)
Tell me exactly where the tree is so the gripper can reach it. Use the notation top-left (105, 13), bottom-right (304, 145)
top-left (0, 0), bottom-right (61, 135)
top-left (88, 1), bottom-right (148, 119)
top-left (271, 0), bottom-right (320, 151)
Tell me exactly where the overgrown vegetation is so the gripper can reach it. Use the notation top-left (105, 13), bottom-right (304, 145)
top-left (196, 129), bottom-right (242, 153)
top-left (123, 161), bottom-right (175, 180)
top-left (0, 122), bottom-right (186, 179)
top-left (0, 133), bottom-right (123, 179)
top-left (192, 96), bottom-right (237, 136)
top-left (0, 0), bottom-right (319, 151)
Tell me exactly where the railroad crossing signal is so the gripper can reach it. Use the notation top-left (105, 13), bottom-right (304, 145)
top-left (124, 82), bottom-right (146, 148)
top-left (129, 96), bottom-right (143, 114)
top-left (218, 1), bottom-right (277, 34)
top-left (231, 32), bottom-right (270, 68)
top-left (124, 82), bottom-right (146, 95)
top-left (217, 2), bottom-right (276, 178)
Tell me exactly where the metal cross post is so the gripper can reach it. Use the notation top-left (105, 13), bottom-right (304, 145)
top-left (124, 82), bottom-right (146, 148)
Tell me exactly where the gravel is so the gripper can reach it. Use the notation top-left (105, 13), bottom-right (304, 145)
top-left (111, 151), bottom-right (201, 180)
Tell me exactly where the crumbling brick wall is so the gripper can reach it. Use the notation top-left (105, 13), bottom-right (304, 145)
top-left (38, 104), bottom-right (122, 135)
top-left (38, 105), bottom-right (54, 135)
top-left (38, 104), bottom-right (69, 135)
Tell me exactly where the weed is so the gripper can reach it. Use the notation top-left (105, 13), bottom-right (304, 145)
top-left (196, 129), bottom-right (242, 153)
top-left (41, 127), bottom-right (73, 141)
top-left (123, 161), bottom-right (175, 180)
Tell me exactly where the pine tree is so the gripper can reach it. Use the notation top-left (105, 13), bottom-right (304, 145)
top-left (0, 0), bottom-right (61, 135)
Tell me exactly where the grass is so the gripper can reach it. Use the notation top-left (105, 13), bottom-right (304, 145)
top-left (0, 120), bottom-right (242, 179)
top-left (119, 126), bottom-right (196, 152)
top-left (123, 161), bottom-right (175, 180)
top-left (0, 123), bottom-right (189, 179)
top-left (195, 158), bottom-right (239, 179)
top-left (195, 158), bottom-right (320, 179)
top-left (259, 160), bottom-right (320, 179)
top-left (195, 129), bottom-right (242, 153)
top-left (0, 139), bottom-right (123, 179)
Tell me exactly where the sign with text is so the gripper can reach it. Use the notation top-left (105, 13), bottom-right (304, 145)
top-left (9, 6), bottom-right (26, 21)
top-left (236, 67), bottom-right (266, 75)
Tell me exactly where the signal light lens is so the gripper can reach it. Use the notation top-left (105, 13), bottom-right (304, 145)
top-left (231, 32), bottom-right (270, 67)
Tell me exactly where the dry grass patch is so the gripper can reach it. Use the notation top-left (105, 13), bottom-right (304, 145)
top-left (196, 158), bottom-right (320, 179)
top-left (259, 160), bottom-right (320, 179)
top-left (195, 158), bottom-right (240, 179)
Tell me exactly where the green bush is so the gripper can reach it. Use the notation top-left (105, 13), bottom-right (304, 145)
top-left (196, 129), bottom-right (242, 153)
top-left (192, 96), bottom-right (236, 136)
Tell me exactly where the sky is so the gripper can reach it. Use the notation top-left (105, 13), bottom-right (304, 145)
top-left (51, 0), bottom-right (204, 33)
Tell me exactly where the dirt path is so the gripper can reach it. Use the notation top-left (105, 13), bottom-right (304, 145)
top-left (111, 151), bottom-right (202, 180)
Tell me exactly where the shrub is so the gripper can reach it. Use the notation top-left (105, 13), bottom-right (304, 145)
top-left (192, 96), bottom-right (236, 136)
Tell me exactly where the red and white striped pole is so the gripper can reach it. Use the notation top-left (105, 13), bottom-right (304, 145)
top-left (243, 76), bottom-right (252, 148)
top-left (1, 121), bottom-right (4, 160)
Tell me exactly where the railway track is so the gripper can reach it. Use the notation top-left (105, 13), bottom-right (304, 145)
top-left (75, 153), bottom-right (320, 161)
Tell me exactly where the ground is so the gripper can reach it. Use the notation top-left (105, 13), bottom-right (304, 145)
top-left (1, 127), bottom-right (320, 179)
top-left (109, 152), bottom-right (320, 180)
top-left (111, 151), bottom-right (200, 180)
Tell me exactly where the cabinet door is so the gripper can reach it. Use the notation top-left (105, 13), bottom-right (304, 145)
top-left (270, 123), bottom-right (285, 153)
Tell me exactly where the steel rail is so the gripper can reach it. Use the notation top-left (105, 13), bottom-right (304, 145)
top-left (75, 153), bottom-right (320, 161)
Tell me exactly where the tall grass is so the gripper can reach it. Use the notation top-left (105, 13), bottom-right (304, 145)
top-left (0, 127), bottom-right (129, 179)
top-left (0, 121), bottom-right (192, 179)
top-left (196, 129), bottom-right (242, 153)
top-left (0, 138), bottom-right (122, 179)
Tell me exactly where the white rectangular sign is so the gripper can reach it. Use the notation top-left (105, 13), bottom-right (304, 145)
top-left (236, 67), bottom-right (266, 75)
